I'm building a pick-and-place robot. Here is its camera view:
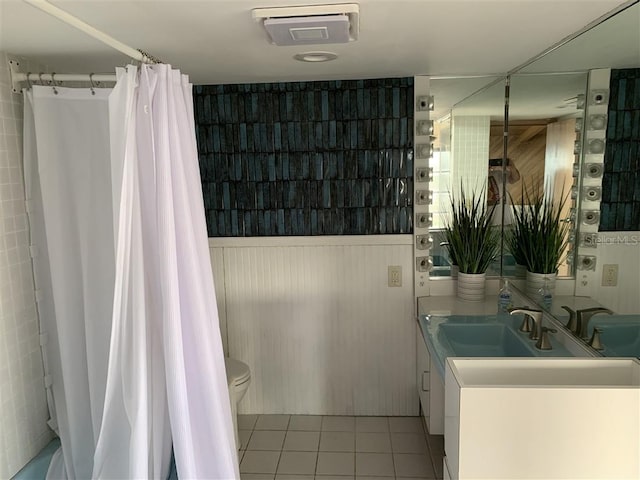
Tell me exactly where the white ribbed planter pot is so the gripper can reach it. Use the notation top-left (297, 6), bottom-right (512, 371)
top-left (526, 271), bottom-right (557, 298)
top-left (457, 272), bottom-right (486, 301)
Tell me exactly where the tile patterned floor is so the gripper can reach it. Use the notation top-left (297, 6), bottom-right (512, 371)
top-left (237, 415), bottom-right (444, 480)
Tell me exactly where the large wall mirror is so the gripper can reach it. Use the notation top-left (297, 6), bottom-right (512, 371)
top-left (427, 1), bottom-right (639, 354)
top-left (504, 71), bottom-right (587, 284)
top-left (509, 1), bottom-right (640, 341)
top-left (431, 3), bottom-right (640, 288)
top-left (429, 72), bottom-right (588, 281)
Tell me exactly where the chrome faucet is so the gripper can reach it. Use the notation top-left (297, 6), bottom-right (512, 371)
top-left (509, 307), bottom-right (543, 340)
top-left (577, 307), bottom-right (613, 339)
top-left (561, 306), bottom-right (578, 334)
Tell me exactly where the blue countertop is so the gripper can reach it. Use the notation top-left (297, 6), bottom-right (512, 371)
top-left (417, 313), bottom-right (573, 379)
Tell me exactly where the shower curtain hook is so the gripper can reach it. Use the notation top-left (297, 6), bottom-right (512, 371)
top-left (51, 73), bottom-right (59, 95)
top-left (89, 73), bottom-right (96, 95)
top-left (26, 72), bottom-right (33, 90)
top-left (38, 72), bottom-right (44, 85)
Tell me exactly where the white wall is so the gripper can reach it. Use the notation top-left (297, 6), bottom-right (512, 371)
top-left (0, 53), bottom-right (52, 479)
top-left (210, 235), bottom-right (417, 416)
top-left (589, 233), bottom-right (640, 314)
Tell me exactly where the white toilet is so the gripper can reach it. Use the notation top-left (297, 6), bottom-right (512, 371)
top-left (224, 357), bottom-right (251, 451)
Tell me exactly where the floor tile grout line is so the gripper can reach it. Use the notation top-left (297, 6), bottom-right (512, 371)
top-left (313, 439), bottom-right (320, 476)
top-left (272, 445), bottom-right (283, 476)
top-left (389, 427), bottom-right (398, 478)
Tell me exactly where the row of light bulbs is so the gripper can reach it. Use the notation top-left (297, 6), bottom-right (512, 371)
top-left (571, 87), bottom-right (610, 272)
top-left (415, 96), bottom-right (434, 272)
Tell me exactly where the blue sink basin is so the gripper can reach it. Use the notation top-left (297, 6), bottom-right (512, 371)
top-left (439, 323), bottom-right (535, 357)
top-left (594, 323), bottom-right (640, 357)
top-left (418, 314), bottom-right (573, 378)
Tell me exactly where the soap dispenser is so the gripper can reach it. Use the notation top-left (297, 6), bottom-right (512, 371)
top-left (537, 279), bottom-right (553, 310)
top-left (497, 278), bottom-right (513, 313)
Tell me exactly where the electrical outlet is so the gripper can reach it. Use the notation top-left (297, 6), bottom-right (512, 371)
top-left (388, 265), bottom-right (402, 287)
top-left (602, 264), bottom-right (618, 287)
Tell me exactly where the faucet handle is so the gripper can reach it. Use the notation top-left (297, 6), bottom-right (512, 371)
top-left (588, 327), bottom-right (604, 350)
top-left (535, 327), bottom-right (557, 350)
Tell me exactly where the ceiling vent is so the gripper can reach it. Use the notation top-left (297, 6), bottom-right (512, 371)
top-left (252, 4), bottom-right (359, 46)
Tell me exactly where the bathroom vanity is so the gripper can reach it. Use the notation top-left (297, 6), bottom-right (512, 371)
top-left (417, 294), bottom-right (640, 479)
top-left (415, 294), bottom-right (593, 435)
top-left (444, 357), bottom-right (640, 479)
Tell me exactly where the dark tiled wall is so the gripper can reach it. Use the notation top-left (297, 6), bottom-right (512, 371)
top-left (600, 68), bottom-right (640, 231)
top-left (194, 78), bottom-right (414, 236)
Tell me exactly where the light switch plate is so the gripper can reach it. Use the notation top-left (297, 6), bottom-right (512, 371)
top-left (388, 265), bottom-right (402, 287)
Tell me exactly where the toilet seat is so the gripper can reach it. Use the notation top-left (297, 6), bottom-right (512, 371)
top-left (225, 358), bottom-right (251, 387)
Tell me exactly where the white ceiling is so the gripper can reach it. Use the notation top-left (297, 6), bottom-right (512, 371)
top-left (0, 0), bottom-right (637, 86)
top-left (431, 1), bottom-right (640, 121)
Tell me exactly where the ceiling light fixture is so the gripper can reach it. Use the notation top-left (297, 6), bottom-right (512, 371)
top-left (294, 51), bottom-right (338, 62)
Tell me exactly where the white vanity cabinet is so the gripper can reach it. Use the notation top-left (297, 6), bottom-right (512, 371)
top-left (444, 357), bottom-right (640, 480)
top-left (416, 325), bottom-right (444, 434)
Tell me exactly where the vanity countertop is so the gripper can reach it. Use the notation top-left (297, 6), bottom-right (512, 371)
top-left (419, 294), bottom-right (607, 318)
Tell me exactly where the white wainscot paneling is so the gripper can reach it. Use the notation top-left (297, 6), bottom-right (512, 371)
top-left (591, 232), bottom-right (640, 314)
top-left (211, 236), bottom-right (416, 416)
top-left (209, 246), bottom-right (227, 355)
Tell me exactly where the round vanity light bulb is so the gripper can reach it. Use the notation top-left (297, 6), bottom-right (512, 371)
top-left (585, 163), bottom-right (603, 178)
top-left (588, 139), bottom-right (605, 154)
top-left (416, 120), bottom-right (434, 136)
top-left (583, 187), bottom-right (602, 201)
top-left (582, 211), bottom-right (600, 225)
top-left (588, 114), bottom-right (606, 130)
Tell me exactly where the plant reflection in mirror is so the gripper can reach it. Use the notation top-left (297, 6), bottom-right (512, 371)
top-left (508, 183), bottom-right (571, 275)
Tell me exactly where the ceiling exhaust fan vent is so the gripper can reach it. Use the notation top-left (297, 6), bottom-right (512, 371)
top-left (252, 4), bottom-right (359, 46)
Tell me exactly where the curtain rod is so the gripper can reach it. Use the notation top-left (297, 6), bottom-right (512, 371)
top-left (9, 65), bottom-right (117, 93)
top-left (23, 0), bottom-right (160, 64)
top-left (16, 72), bottom-right (116, 83)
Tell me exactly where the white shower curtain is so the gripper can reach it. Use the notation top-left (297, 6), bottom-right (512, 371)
top-left (24, 65), bottom-right (238, 480)
top-left (24, 86), bottom-right (115, 480)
